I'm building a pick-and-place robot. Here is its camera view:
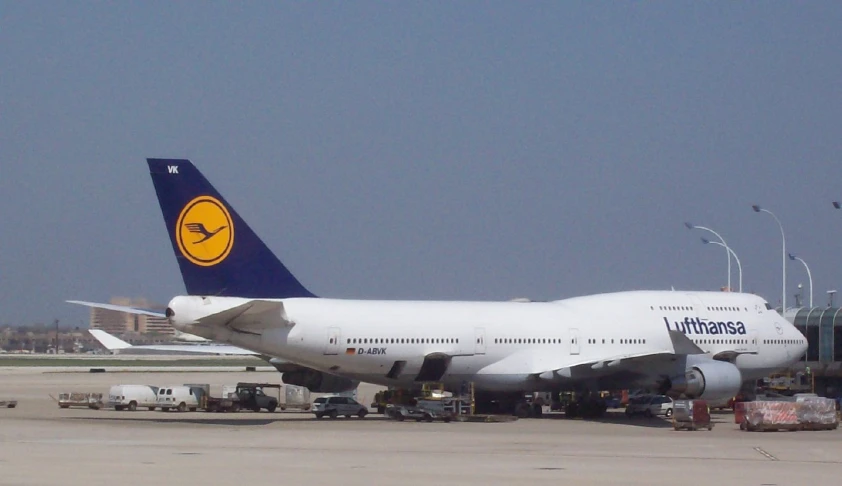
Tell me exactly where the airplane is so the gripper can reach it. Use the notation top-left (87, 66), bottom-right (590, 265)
top-left (69, 158), bottom-right (808, 418)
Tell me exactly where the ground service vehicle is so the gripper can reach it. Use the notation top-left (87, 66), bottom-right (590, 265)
top-left (372, 389), bottom-right (415, 414)
top-left (625, 394), bottom-right (674, 418)
top-left (385, 403), bottom-right (453, 422)
top-left (203, 385), bottom-right (240, 413)
top-left (157, 385), bottom-right (204, 412)
top-left (235, 383), bottom-right (280, 412)
top-left (313, 396), bottom-right (368, 419)
top-left (58, 392), bottom-right (103, 409)
top-left (108, 385), bottom-right (159, 411)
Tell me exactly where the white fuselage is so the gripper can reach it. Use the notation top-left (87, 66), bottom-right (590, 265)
top-left (169, 290), bottom-right (807, 393)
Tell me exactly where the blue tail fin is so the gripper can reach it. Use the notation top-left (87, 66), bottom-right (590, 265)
top-left (147, 158), bottom-right (316, 299)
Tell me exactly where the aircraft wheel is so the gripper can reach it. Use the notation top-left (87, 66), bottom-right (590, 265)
top-left (514, 402), bottom-right (531, 418)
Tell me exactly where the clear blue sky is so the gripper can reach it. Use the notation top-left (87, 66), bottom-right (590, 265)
top-left (1, 2), bottom-right (840, 327)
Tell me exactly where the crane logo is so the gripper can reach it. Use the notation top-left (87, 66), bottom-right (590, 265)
top-left (176, 195), bottom-right (234, 266)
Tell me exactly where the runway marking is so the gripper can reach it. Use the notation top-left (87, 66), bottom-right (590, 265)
top-left (754, 447), bottom-right (778, 461)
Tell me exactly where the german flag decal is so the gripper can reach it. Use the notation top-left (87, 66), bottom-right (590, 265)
top-left (345, 348), bottom-right (356, 355)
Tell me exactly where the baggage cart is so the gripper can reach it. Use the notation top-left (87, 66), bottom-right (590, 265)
top-left (56, 392), bottom-right (103, 409)
top-left (672, 399), bottom-right (713, 431)
top-left (204, 385), bottom-right (240, 412)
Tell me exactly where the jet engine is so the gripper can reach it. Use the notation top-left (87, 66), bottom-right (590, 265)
top-left (281, 368), bottom-right (359, 393)
top-left (663, 360), bottom-right (742, 401)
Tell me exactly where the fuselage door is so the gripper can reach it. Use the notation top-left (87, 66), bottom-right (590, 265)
top-left (474, 327), bottom-right (486, 355)
top-left (748, 329), bottom-right (759, 354)
top-left (570, 328), bottom-right (580, 355)
top-left (324, 327), bottom-right (341, 355)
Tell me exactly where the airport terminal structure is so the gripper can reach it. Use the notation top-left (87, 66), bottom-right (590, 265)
top-left (784, 306), bottom-right (842, 396)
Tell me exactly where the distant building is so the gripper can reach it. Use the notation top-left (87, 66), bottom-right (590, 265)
top-left (88, 297), bottom-right (174, 335)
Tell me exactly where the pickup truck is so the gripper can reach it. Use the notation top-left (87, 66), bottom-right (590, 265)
top-left (234, 383), bottom-right (280, 412)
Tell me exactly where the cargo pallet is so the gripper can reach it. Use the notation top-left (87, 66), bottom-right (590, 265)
top-left (673, 421), bottom-right (713, 431)
top-left (740, 421), bottom-right (838, 432)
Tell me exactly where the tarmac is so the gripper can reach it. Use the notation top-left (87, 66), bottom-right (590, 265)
top-left (1, 366), bottom-right (840, 486)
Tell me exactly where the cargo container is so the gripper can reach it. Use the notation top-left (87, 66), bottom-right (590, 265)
top-left (671, 399), bottom-right (712, 431)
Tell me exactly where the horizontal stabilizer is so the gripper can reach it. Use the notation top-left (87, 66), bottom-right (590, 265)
top-left (196, 299), bottom-right (292, 335)
top-left (89, 329), bottom-right (133, 350)
top-left (67, 300), bottom-right (166, 318)
top-left (88, 329), bottom-right (257, 355)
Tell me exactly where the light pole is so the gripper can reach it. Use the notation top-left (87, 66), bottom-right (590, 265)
top-left (702, 238), bottom-right (742, 292)
top-left (752, 205), bottom-right (786, 311)
top-left (685, 222), bottom-right (732, 291)
top-left (788, 253), bottom-right (812, 308)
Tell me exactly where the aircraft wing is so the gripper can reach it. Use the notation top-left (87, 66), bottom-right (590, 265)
top-left (481, 330), bottom-right (707, 380)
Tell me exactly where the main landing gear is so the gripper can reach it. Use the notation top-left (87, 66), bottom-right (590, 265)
top-left (563, 396), bottom-right (607, 419)
top-left (514, 401), bottom-right (544, 418)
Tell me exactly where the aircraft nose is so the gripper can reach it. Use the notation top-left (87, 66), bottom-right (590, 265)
top-left (788, 323), bottom-right (808, 360)
top-left (797, 333), bottom-right (809, 359)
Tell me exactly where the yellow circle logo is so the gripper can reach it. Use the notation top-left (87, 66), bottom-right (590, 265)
top-left (176, 196), bottom-right (234, 266)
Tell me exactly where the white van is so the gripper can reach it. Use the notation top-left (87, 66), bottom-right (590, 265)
top-left (108, 385), bottom-right (159, 411)
top-left (156, 385), bottom-right (203, 412)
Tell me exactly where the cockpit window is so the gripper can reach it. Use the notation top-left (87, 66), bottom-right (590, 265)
top-left (765, 303), bottom-right (773, 310)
